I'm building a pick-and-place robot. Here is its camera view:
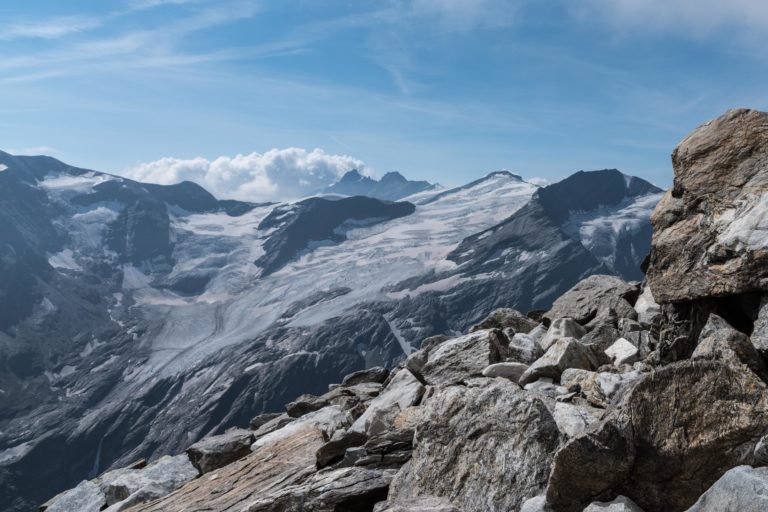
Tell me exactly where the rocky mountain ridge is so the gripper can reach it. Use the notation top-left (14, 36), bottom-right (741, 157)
top-left (40, 108), bottom-right (768, 512)
top-left (0, 152), bottom-right (661, 509)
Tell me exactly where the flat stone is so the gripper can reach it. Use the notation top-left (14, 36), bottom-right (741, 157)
top-left (421, 329), bottom-right (510, 387)
top-left (604, 338), bottom-right (640, 366)
top-left (519, 338), bottom-right (599, 386)
top-left (186, 428), bottom-right (254, 475)
top-left (341, 366), bottom-right (390, 387)
top-left (482, 362), bottom-right (529, 382)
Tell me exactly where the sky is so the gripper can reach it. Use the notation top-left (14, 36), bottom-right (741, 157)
top-left (1, 0), bottom-right (767, 201)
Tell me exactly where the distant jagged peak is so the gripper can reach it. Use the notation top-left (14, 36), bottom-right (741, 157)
top-left (325, 169), bottom-right (436, 201)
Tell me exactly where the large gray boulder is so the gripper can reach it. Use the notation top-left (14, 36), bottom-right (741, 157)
top-left (692, 313), bottom-right (768, 382)
top-left (470, 308), bottom-right (539, 334)
top-left (647, 109), bottom-right (768, 302)
top-left (186, 428), bottom-right (255, 475)
top-left (539, 318), bottom-right (586, 351)
top-left (685, 465), bottom-right (768, 511)
top-left (388, 378), bottom-right (561, 512)
top-left (544, 275), bottom-right (639, 325)
top-left (519, 338), bottom-right (599, 386)
top-left (421, 329), bottom-right (510, 386)
top-left (546, 360), bottom-right (768, 511)
top-left (341, 366), bottom-right (390, 387)
top-left (349, 369), bottom-right (424, 434)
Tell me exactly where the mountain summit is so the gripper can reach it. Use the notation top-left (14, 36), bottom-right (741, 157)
top-left (324, 170), bottom-right (437, 200)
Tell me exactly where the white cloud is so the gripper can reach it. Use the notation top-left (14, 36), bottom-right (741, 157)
top-left (1, 16), bottom-right (101, 40)
top-left (122, 148), bottom-right (369, 202)
top-left (5, 145), bottom-right (58, 156)
top-left (526, 176), bottom-right (550, 187)
top-left (579, 0), bottom-right (768, 37)
top-left (407, 0), bottom-right (524, 31)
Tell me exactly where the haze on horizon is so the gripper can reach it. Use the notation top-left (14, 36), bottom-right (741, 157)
top-left (1, 0), bottom-right (767, 201)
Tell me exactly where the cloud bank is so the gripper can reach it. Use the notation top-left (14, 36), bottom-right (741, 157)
top-left (122, 148), bottom-right (368, 202)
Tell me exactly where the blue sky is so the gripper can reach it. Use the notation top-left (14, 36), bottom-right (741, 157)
top-left (1, 0), bottom-right (767, 200)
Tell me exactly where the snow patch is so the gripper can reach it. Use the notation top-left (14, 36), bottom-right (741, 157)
top-left (48, 248), bottom-right (82, 271)
top-left (0, 164), bottom-right (7, 173)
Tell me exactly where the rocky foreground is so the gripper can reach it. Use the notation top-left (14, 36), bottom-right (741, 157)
top-left (42, 108), bottom-right (768, 512)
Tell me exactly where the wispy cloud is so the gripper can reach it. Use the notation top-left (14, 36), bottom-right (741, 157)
top-left (1, 16), bottom-right (102, 40)
top-left (5, 146), bottom-right (58, 156)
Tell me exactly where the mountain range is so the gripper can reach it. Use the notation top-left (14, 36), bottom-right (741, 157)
top-left (0, 150), bottom-right (662, 510)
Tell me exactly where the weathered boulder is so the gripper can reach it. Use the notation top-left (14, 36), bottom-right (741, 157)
top-left (186, 428), bottom-right (255, 475)
top-left (506, 330), bottom-right (545, 364)
top-left (604, 338), bottom-right (640, 366)
top-left (316, 429), bottom-right (368, 469)
top-left (252, 413), bottom-right (295, 438)
top-left (40, 480), bottom-right (104, 512)
top-left (482, 362), bottom-right (528, 382)
top-left (523, 378), bottom-right (569, 399)
top-left (561, 369), bottom-right (643, 407)
top-left (286, 382), bottom-right (382, 419)
top-left (580, 321), bottom-right (621, 353)
top-left (752, 297), bottom-right (768, 355)
top-left (583, 496), bottom-right (644, 511)
top-left (546, 360), bottom-right (768, 511)
top-left (544, 275), bottom-right (639, 325)
top-left (285, 393), bottom-right (331, 418)
top-left (470, 307), bottom-right (539, 334)
top-left (249, 412), bottom-right (283, 430)
top-left (685, 465), bottom-right (768, 512)
top-left (552, 401), bottom-right (602, 438)
top-left (342, 366), bottom-right (390, 387)
top-left (692, 313), bottom-right (768, 381)
top-left (634, 285), bottom-right (661, 326)
top-left (519, 338), bottom-right (599, 386)
top-left (358, 406), bottom-right (422, 469)
top-left (540, 318), bottom-right (587, 351)
top-left (421, 329), bottom-right (509, 386)
top-left (350, 369), bottom-right (424, 434)
top-left (388, 378), bottom-right (562, 512)
top-left (374, 496), bottom-right (463, 512)
top-left (647, 109), bottom-right (768, 302)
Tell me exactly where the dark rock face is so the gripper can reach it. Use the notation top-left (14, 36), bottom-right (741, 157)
top-left (325, 170), bottom-right (437, 200)
top-left (255, 196), bottom-right (416, 275)
top-left (186, 428), bottom-right (255, 475)
top-left (647, 109), bottom-right (768, 303)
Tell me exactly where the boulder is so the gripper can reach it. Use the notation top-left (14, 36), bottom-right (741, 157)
top-left (552, 401), bottom-right (602, 438)
top-left (647, 109), bottom-right (768, 302)
top-left (634, 285), bottom-right (661, 326)
top-left (342, 366), bottom-right (390, 387)
top-left (316, 429), bottom-right (368, 469)
top-left (580, 322), bottom-right (621, 353)
top-left (249, 412), bottom-right (283, 431)
top-left (482, 362), bottom-right (529, 382)
top-left (583, 496), bottom-right (644, 511)
top-left (374, 496), bottom-right (462, 512)
top-left (519, 495), bottom-right (552, 512)
top-left (519, 338), bottom-right (599, 386)
top-left (546, 360), bottom-right (768, 511)
top-left (470, 308), bottom-right (539, 334)
top-left (40, 480), bottom-right (104, 512)
top-left (285, 393), bottom-right (330, 418)
top-left (752, 297), bottom-right (768, 355)
top-left (544, 275), bottom-right (639, 325)
top-left (505, 330), bottom-right (545, 364)
top-left (349, 369), bottom-right (424, 434)
top-left (604, 338), bottom-right (640, 366)
top-left (685, 465), bottom-right (768, 512)
top-left (539, 318), bottom-right (587, 351)
top-left (388, 378), bottom-right (561, 512)
top-left (421, 329), bottom-right (510, 386)
top-left (692, 313), bottom-right (768, 382)
top-left (360, 406), bottom-right (423, 468)
top-left (252, 413), bottom-right (295, 438)
top-left (186, 428), bottom-right (254, 475)
top-left (523, 378), bottom-right (569, 399)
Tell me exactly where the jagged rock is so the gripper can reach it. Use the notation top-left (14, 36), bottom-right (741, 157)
top-left (244, 467), bottom-right (396, 511)
top-left (546, 360), bottom-right (768, 511)
top-left (685, 465), bottom-right (768, 511)
top-left (647, 109), bottom-right (768, 302)
top-left (374, 496), bottom-right (462, 512)
top-left (539, 318), bottom-right (587, 351)
top-left (388, 378), bottom-right (561, 512)
top-left (482, 362), bottom-right (529, 381)
top-left (505, 330), bottom-right (545, 364)
top-left (41, 455), bottom-right (198, 512)
top-left (583, 496), bottom-right (644, 511)
top-left (350, 369), bottom-right (424, 434)
top-left (342, 367), bottom-right (390, 387)
top-left (604, 338), bottom-right (640, 366)
top-left (519, 495), bottom-right (552, 512)
top-left (421, 329), bottom-right (509, 386)
top-left (252, 413), bottom-right (295, 438)
top-left (358, 406), bottom-right (422, 469)
top-left (581, 321), bottom-right (621, 352)
top-left (420, 335), bottom-right (451, 352)
top-left (40, 480), bottom-right (103, 512)
top-left (523, 378), bottom-right (569, 399)
top-left (470, 308), bottom-right (539, 334)
top-left (634, 286), bottom-right (661, 326)
top-left (561, 369), bottom-right (643, 407)
top-left (316, 429), bottom-right (368, 469)
top-left (544, 275), bottom-right (639, 325)
top-left (186, 428), bottom-right (255, 475)
top-left (752, 297), bottom-right (768, 355)
top-left (249, 412), bottom-right (283, 430)
top-left (286, 393), bottom-right (331, 418)
top-left (130, 406), bottom-right (349, 511)
top-left (519, 338), bottom-right (599, 386)
top-left (552, 401), bottom-right (602, 438)
top-left (692, 313), bottom-right (768, 382)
